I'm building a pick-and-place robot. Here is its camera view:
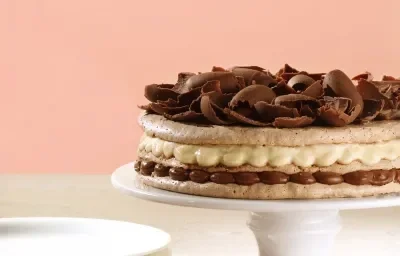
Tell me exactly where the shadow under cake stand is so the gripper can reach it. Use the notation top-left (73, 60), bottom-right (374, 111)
top-left (111, 163), bottom-right (400, 256)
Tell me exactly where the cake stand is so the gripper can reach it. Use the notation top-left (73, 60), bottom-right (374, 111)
top-left (111, 163), bottom-right (400, 256)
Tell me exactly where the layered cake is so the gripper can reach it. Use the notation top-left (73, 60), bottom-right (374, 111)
top-left (135, 64), bottom-right (400, 199)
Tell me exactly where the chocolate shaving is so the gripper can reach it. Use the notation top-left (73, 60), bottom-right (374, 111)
top-left (352, 72), bottom-right (373, 81)
top-left (200, 95), bottom-right (234, 125)
top-left (164, 111), bottom-right (203, 122)
top-left (224, 108), bottom-right (270, 126)
top-left (231, 67), bottom-right (276, 86)
top-left (357, 79), bottom-right (393, 108)
top-left (150, 103), bottom-right (188, 115)
top-left (144, 84), bottom-right (179, 102)
top-left (287, 74), bottom-right (315, 91)
top-left (271, 80), bottom-right (296, 96)
top-left (359, 99), bottom-right (384, 121)
top-left (277, 64), bottom-right (299, 76)
top-left (236, 76), bottom-right (246, 89)
top-left (302, 80), bottom-right (324, 98)
top-left (212, 66), bottom-right (227, 72)
top-left (273, 116), bottom-right (314, 128)
top-left (201, 80), bottom-right (222, 94)
top-left (382, 75), bottom-right (398, 81)
top-left (254, 102), bottom-right (299, 122)
top-left (230, 84), bottom-right (276, 107)
top-left (318, 104), bottom-right (362, 126)
top-left (274, 94), bottom-right (319, 108)
top-left (182, 72), bottom-right (240, 94)
top-left (177, 87), bottom-right (201, 106)
top-left (322, 69), bottom-right (363, 119)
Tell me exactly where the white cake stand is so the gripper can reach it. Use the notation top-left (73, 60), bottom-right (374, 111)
top-left (111, 163), bottom-right (400, 256)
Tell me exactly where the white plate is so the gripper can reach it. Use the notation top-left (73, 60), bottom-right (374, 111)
top-left (0, 217), bottom-right (171, 256)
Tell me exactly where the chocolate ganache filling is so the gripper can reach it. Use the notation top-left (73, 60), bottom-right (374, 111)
top-left (135, 160), bottom-right (400, 186)
top-left (140, 64), bottom-right (400, 127)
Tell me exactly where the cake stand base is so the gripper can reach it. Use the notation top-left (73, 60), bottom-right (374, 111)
top-left (248, 211), bottom-right (340, 256)
top-left (112, 163), bottom-right (400, 256)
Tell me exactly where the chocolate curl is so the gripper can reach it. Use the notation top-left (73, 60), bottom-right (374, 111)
top-left (236, 76), bottom-right (246, 89)
top-left (318, 96), bottom-right (361, 126)
top-left (287, 74), bottom-right (315, 91)
top-left (164, 111), bottom-right (203, 122)
top-left (224, 108), bottom-right (271, 126)
top-left (150, 103), bottom-right (189, 115)
top-left (322, 69), bottom-right (363, 122)
top-left (274, 94), bottom-right (320, 109)
top-left (144, 84), bottom-right (179, 102)
top-left (201, 80), bottom-right (222, 94)
top-left (173, 72), bottom-right (196, 91)
top-left (357, 79), bottom-right (393, 108)
top-left (182, 72), bottom-right (240, 94)
top-left (254, 101), bottom-right (299, 122)
top-left (212, 66), bottom-right (227, 72)
top-left (382, 75), bottom-right (399, 81)
top-left (359, 99), bottom-right (384, 121)
top-left (271, 80), bottom-right (296, 96)
top-left (276, 64), bottom-right (299, 76)
top-left (229, 84), bottom-right (276, 108)
top-left (231, 67), bottom-right (277, 86)
top-left (200, 93), bottom-right (234, 125)
top-left (302, 80), bottom-right (324, 98)
top-left (352, 72), bottom-right (373, 81)
top-left (177, 87), bottom-right (201, 106)
top-left (273, 116), bottom-right (314, 128)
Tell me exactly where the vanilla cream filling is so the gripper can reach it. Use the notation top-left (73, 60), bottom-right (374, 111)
top-left (138, 134), bottom-right (400, 168)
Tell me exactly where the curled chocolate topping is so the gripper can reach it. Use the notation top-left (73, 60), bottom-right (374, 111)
top-left (370, 170), bottom-right (395, 186)
top-left (259, 171), bottom-right (289, 185)
top-left (201, 94), bottom-right (234, 125)
top-left (273, 116), bottom-right (314, 128)
top-left (154, 163), bottom-right (170, 177)
top-left (254, 102), bottom-right (299, 122)
top-left (359, 99), bottom-right (384, 121)
top-left (169, 167), bottom-right (189, 181)
top-left (288, 74), bottom-right (315, 91)
top-left (231, 66), bottom-right (276, 86)
top-left (382, 75), bottom-right (399, 81)
top-left (230, 84), bottom-right (276, 108)
top-left (313, 171), bottom-right (344, 185)
top-left (144, 84), bottom-right (179, 102)
top-left (343, 171), bottom-right (373, 185)
top-left (134, 160), bottom-right (141, 172)
top-left (189, 170), bottom-right (210, 183)
top-left (140, 161), bottom-right (155, 176)
top-left (302, 80), bottom-right (324, 98)
top-left (141, 65), bottom-right (400, 127)
top-left (323, 70), bottom-right (364, 112)
top-left (271, 80), bottom-right (297, 96)
top-left (352, 72), bottom-right (373, 81)
top-left (183, 72), bottom-right (240, 94)
top-left (210, 172), bottom-right (235, 184)
top-left (290, 172), bottom-right (316, 184)
top-left (233, 172), bottom-right (260, 185)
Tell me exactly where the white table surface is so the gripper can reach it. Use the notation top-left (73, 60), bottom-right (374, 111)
top-left (2, 174), bottom-right (400, 256)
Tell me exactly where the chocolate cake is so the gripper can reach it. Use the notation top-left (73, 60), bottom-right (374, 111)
top-left (134, 64), bottom-right (400, 199)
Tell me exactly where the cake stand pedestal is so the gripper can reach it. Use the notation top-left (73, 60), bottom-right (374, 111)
top-left (111, 163), bottom-right (400, 256)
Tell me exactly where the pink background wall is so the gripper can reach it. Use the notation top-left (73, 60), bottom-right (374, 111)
top-left (1, 0), bottom-right (400, 173)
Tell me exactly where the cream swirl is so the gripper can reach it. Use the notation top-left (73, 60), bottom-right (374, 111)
top-left (138, 134), bottom-right (400, 168)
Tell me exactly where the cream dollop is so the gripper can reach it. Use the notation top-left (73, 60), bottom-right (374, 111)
top-left (138, 134), bottom-right (400, 167)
